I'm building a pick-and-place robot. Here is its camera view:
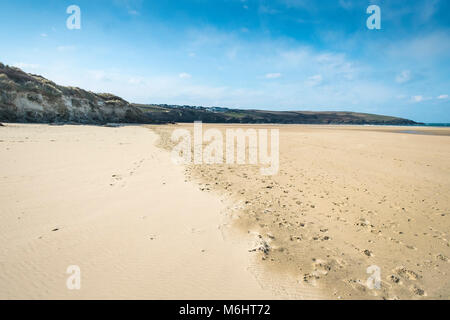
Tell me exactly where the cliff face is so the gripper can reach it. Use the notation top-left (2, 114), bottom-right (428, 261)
top-left (0, 63), bottom-right (420, 125)
top-left (0, 63), bottom-right (148, 124)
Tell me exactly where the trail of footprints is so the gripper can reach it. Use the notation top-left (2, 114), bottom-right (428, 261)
top-left (152, 127), bottom-right (449, 299)
top-left (109, 158), bottom-right (147, 187)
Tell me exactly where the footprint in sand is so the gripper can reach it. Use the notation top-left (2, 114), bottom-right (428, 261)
top-left (110, 174), bottom-right (126, 187)
top-left (302, 273), bottom-right (320, 286)
top-left (436, 254), bottom-right (448, 262)
top-left (410, 285), bottom-right (426, 296)
top-left (388, 274), bottom-right (401, 284)
top-left (394, 266), bottom-right (420, 281)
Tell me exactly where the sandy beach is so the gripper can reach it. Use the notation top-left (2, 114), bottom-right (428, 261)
top-left (1, 123), bottom-right (449, 299)
top-left (152, 123), bottom-right (450, 299)
top-left (0, 123), bottom-right (281, 299)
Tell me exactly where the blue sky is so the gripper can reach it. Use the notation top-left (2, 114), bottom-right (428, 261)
top-left (0, 0), bottom-right (449, 122)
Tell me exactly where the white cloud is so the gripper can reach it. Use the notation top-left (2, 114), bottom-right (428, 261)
top-left (87, 70), bottom-right (120, 82)
top-left (305, 74), bottom-right (323, 86)
top-left (438, 94), bottom-right (448, 99)
top-left (13, 62), bottom-right (40, 70)
top-left (179, 72), bottom-right (192, 79)
top-left (412, 95), bottom-right (439, 103)
top-left (339, 0), bottom-right (353, 10)
top-left (57, 45), bottom-right (76, 52)
top-left (258, 5), bottom-right (279, 14)
top-left (385, 32), bottom-right (450, 61)
top-left (265, 73), bottom-right (282, 79)
top-left (412, 95), bottom-right (424, 102)
top-left (40, 33), bottom-right (48, 38)
top-left (31, 26), bottom-right (444, 118)
top-left (128, 77), bottom-right (144, 85)
top-left (227, 47), bottom-right (238, 60)
top-left (381, 0), bottom-right (440, 24)
top-left (396, 70), bottom-right (411, 84)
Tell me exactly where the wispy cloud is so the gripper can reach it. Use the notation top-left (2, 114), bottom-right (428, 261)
top-left (305, 74), bottom-right (322, 86)
top-left (385, 32), bottom-right (450, 61)
top-left (411, 95), bottom-right (434, 103)
top-left (57, 45), bottom-right (76, 52)
top-left (7, 0), bottom-right (448, 122)
top-left (265, 73), bottom-right (282, 79)
top-left (113, 0), bottom-right (143, 17)
top-left (338, 0), bottom-right (353, 10)
top-left (13, 62), bottom-right (40, 70)
top-left (87, 70), bottom-right (120, 82)
top-left (396, 70), bottom-right (412, 84)
top-left (179, 73), bottom-right (192, 79)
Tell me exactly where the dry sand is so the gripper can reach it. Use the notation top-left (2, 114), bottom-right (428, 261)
top-left (152, 123), bottom-right (450, 300)
top-left (1, 123), bottom-right (449, 300)
top-left (0, 123), bottom-right (280, 299)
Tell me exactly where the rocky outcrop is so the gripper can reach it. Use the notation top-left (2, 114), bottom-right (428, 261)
top-left (0, 63), bottom-right (150, 124)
